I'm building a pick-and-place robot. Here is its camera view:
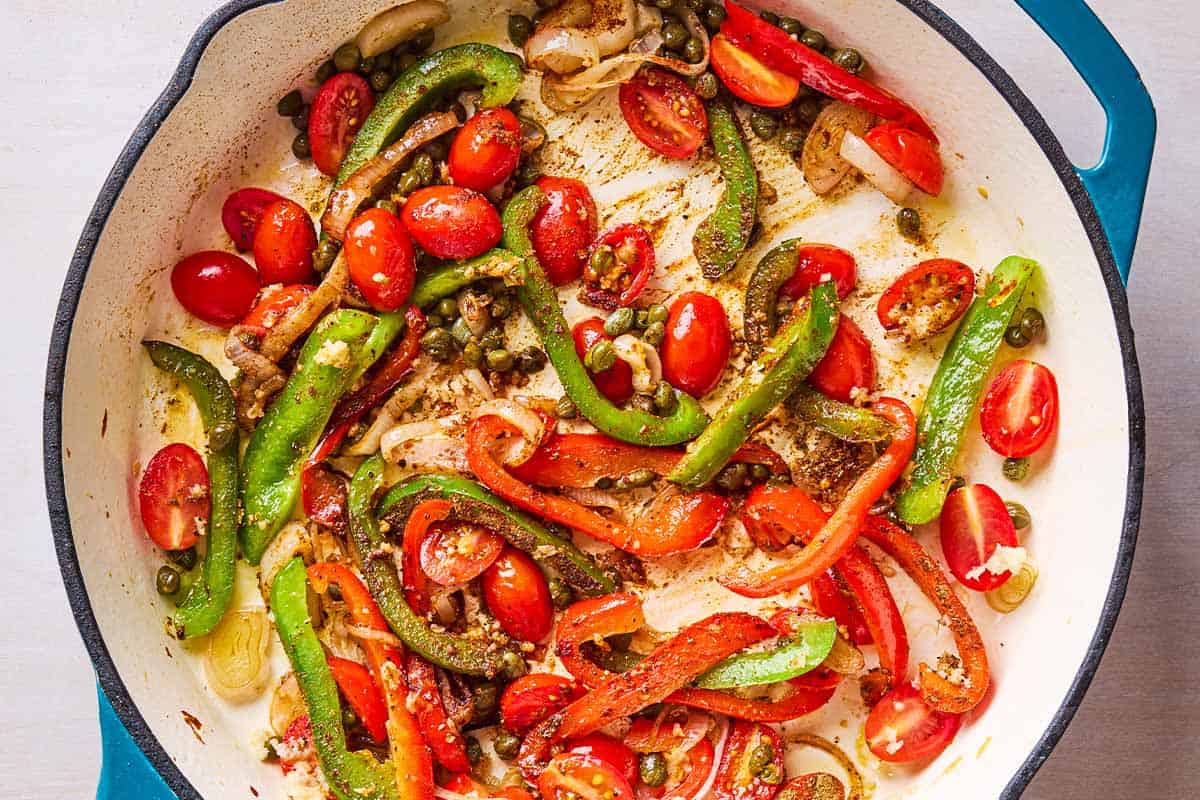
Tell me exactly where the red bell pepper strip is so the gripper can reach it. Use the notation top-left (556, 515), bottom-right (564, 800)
top-left (721, 2), bottom-right (936, 141)
top-left (444, 773), bottom-right (538, 800)
top-left (670, 670), bottom-right (839, 723)
top-left (302, 463), bottom-right (350, 531)
top-left (554, 593), bottom-right (647, 689)
top-left (860, 515), bottom-right (990, 713)
top-left (721, 397), bottom-right (916, 597)
top-left (400, 499), bottom-right (452, 616)
top-left (467, 415), bottom-right (728, 556)
top-left (327, 656), bottom-right (390, 745)
top-left (811, 571), bottom-right (873, 645)
top-left (406, 651), bottom-right (472, 773)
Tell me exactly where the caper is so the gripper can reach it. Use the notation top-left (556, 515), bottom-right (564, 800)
top-left (1003, 457), bottom-right (1031, 482)
top-left (412, 152), bottom-right (436, 186)
top-left (682, 36), bottom-right (705, 63)
top-left (358, 56), bottom-right (377, 76)
top-left (555, 396), bottom-right (578, 419)
top-left (585, 340), bottom-right (617, 372)
top-left (494, 729), bottom-right (522, 760)
top-left (450, 317), bottom-right (474, 347)
top-left (639, 753), bottom-right (668, 787)
top-left (694, 72), bottom-right (720, 100)
top-left (397, 52), bottom-right (419, 71)
top-left (750, 463), bottom-right (771, 482)
top-left (486, 348), bottom-right (515, 372)
top-left (426, 314), bottom-right (445, 329)
top-left (703, 4), bottom-right (726, 30)
top-left (472, 683), bottom-right (499, 721)
top-left (374, 198), bottom-right (398, 215)
top-left (654, 0), bottom-right (675, 8)
top-left (796, 96), bottom-right (823, 123)
top-left (409, 29), bottom-right (435, 53)
top-left (619, 468), bottom-right (658, 489)
top-left (948, 475), bottom-right (967, 493)
top-left (897, 207), bottom-right (922, 239)
top-left (605, 308), bottom-right (636, 337)
top-left (209, 421), bottom-right (237, 451)
top-left (548, 575), bottom-right (574, 610)
top-left (800, 29), bottom-right (826, 50)
top-left (1004, 324), bottom-right (1031, 348)
top-left (156, 565), bottom-right (181, 596)
top-left (276, 90), bottom-right (304, 117)
top-left (315, 60), bottom-right (337, 83)
top-left (515, 346), bottom-right (548, 373)
top-left (590, 244), bottom-right (616, 276)
top-left (1019, 307), bottom-right (1046, 340)
top-left (508, 14), bottom-right (534, 47)
top-left (778, 127), bottom-right (807, 153)
top-left (514, 159), bottom-right (542, 188)
top-left (662, 21), bottom-right (690, 50)
top-left (499, 650), bottom-right (527, 681)
top-left (635, 309), bottom-right (650, 328)
top-left (314, 238), bottom-right (340, 272)
top-left (715, 462), bottom-right (750, 491)
top-left (832, 47), bottom-right (866, 74)
top-left (333, 42), bottom-right (362, 73)
top-left (342, 706), bottom-right (358, 728)
top-left (683, 0), bottom-right (704, 9)
top-left (748, 742), bottom-right (775, 773)
top-left (396, 169), bottom-right (422, 196)
top-left (653, 382), bottom-right (677, 414)
top-left (168, 547), bottom-right (198, 571)
top-left (292, 105), bottom-right (310, 132)
top-left (778, 16), bottom-right (803, 35)
top-left (491, 295), bottom-right (513, 320)
top-left (369, 69), bottom-right (392, 92)
top-left (760, 10), bottom-right (780, 25)
top-left (749, 110), bottom-right (779, 140)
top-left (421, 328), bottom-right (455, 361)
top-left (479, 327), bottom-right (505, 351)
top-left (462, 341), bottom-right (484, 368)
top-left (757, 764), bottom-right (783, 785)
top-left (436, 297), bottom-right (459, 320)
top-left (461, 735), bottom-right (482, 765)
top-left (646, 304), bottom-right (669, 324)
top-left (291, 133), bottom-right (311, 159)
top-left (632, 393), bottom-right (657, 414)
top-left (1006, 500), bottom-right (1032, 531)
top-left (595, 477), bottom-right (615, 490)
top-left (643, 321), bottom-right (666, 346)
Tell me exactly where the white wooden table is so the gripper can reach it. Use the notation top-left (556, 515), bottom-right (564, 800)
top-left (2, 0), bottom-right (1196, 796)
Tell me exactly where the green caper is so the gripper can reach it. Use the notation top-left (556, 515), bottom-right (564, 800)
top-left (778, 127), bottom-right (807, 153)
top-left (1006, 501), bottom-right (1032, 531)
top-left (478, 327), bottom-right (505, 352)
top-left (397, 52), bottom-right (419, 71)
top-left (605, 307), bottom-right (636, 337)
top-left (209, 421), bottom-right (237, 452)
top-left (653, 382), bottom-right (677, 415)
top-left (683, 0), bottom-right (704, 9)
top-left (396, 169), bottom-right (422, 197)
top-left (795, 96), bottom-right (823, 123)
top-left (639, 753), bottom-right (668, 787)
top-left (342, 706), bottom-right (358, 729)
top-left (750, 110), bottom-right (779, 140)
top-left (654, 0), bottom-right (675, 9)
top-left (168, 547), bottom-right (198, 571)
top-left (646, 304), bottom-right (669, 324)
top-left (682, 36), bottom-right (705, 63)
top-left (750, 463), bottom-right (771, 482)
top-left (515, 346), bottom-right (548, 374)
top-left (778, 16), bottom-right (803, 35)
top-left (662, 21), bottom-right (690, 50)
top-left (748, 742), bottom-right (775, 773)
top-left (1004, 324), bottom-right (1031, 348)
top-left (333, 42), bottom-right (362, 73)
top-left (590, 244), bottom-right (616, 276)
top-left (642, 321), bottom-right (666, 346)
top-left (426, 314), bottom-right (445, 329)
top-left (292, 105), bottom-right (310, 132)
top-left (757, 764), bottom-right (783, 785)
top-left (314, 238), bottom-right (340, 273)
top-left (585, 340), bottom-right (617, 372)
top-left (486, 349), bottom-right (515, 372)
top-left (715, 462), bottom-right (750, 491)
top-left (276, 90), bottom-right (304, 117)
top-left (1003, 457), bottom-right (1031, 482)
top-left (409, 29), bottom-right (435, 53)
top-left (800, 29), bottom-right (826, 50)
top-left (156, 565), bottom-right (181, 596)
top-left (490, 295), bottom-right (513, 320)
top-left (464, 735), bottom-right (483, 765)
top-left (374, 198), bottom-right (398, 215)
top-left (897, 207), bottom-right (922, 239)
top-left (411, 152), bottom-right (436, 186)
top-left (421, 328), bottom-right (455, 361)
top-left (635, 309), bottom-right (650, 329)
top-left (760, 10), bottom-right (780, 25)
top-left (436, 297), bottom-right (460, 319)
top-left (494, 729), bottom-right (522, 760)
top-left (619, 468), bottom-right (658, 489)
top-left (315, 60), bottom-right (336, 83)
top-left (499, 650), bottom-right (528, 681)
top-left (472, 683), bottom-right (499, 721)
top-left (548, 575), bottom-right (574, 610)
top-left (508, 14), bottom-right (534, 47)
top-left (1019, 307), bottom-right (1046, 340)
top-left (555, 396), bottom-right (578, 419)
top-left (948, 475), bottom-right (967, 493)
top-left (369, 69), bottom-right (393, 92)
top-left (462, 341), bottom-right (484, 368)
top-left (595, 477), bottom-right (615, 490)
top-left (291, 133), bottom-right (311, 159)
top-left (694, 72), bottom-right (720, 100)
top-left (450, 317), bottom-right (474, 347)
top-left (703, 4), bottom-right (726, 30)
top-left (358, 56), bottom-right (377, 76)
top-left (832, 47), bottom-right (866, 74)
top-left (514, 159), bottom-right (542, 188)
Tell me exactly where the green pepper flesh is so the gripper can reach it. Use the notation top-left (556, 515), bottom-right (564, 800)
top-left (694, 616), bottom-right (837, 689)
top-left (693, 100), bottom-right (758, 280)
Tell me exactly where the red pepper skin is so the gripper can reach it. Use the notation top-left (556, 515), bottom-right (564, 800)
top-left (501, 674), bottom-right (585, 735)
top-left (669, 670), bottom-right (839, 723)
top-left (302, 463), bottom-right (349, 531)
top-left (401, 499), bottom-right (452, 616)
top-left (327, 656), bottom-right (390, 745)
top-left (721, 2), bottom-right (936, 141)
top-left (406, 652), bottom-right (472, 773)
top-left (555, 593), bottom-right (647, 688)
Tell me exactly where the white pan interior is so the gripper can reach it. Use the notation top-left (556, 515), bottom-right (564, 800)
top-left (56, 0), bottom-right (1131, 797)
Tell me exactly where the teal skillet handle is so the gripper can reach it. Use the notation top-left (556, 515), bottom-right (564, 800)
top-left (97, 685), bottom-right (178, 799)
top-left (1015, 0), bottom-right (1156, 283)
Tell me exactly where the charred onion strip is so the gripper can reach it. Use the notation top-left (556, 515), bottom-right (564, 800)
top-left (260, 253), bottom-right (349, 362)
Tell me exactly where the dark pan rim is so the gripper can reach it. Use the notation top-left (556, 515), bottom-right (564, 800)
top-left (42, 1), bottom-right (1144, 798)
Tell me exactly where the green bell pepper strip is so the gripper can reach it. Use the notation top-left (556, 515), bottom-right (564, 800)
top-left (409, 249), bottom-right (524, 309)
top-left (144, 341), bottom-right (239, 639)
top-left (693, 99), bottom-right (758, 280)
top-left (895, 256), bottom-right (1038, 524)
top-left (359, 310), bottom-right (408, 376)
top-left (270, 558), bottom-right (401, 800)
top-left (502, 187), bottom-right (709, 446)
top-left (694, 616), bottom-right (837, 689)
top-left (240, 309), bottom-right (383, 564)
top-left (378, 473), bottom-right (615, 596)
top-left (669, 282), bottom-right (839, 490)
top-left (787, 384), bottom-right (894, 443)
top-left (347, 456), bottom-right (505, 676)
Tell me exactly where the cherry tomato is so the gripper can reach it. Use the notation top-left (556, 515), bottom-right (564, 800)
top-left (810, 571), bottom-right (873, 646)
top-left (778, 244), bottom-right (857, 301)
top-left (709, 34), bottom-right (800, 108)
top-left (531, 176), bottom-right (598, 285)
top-left (863, 123), bottom-right (944, 196)
top-left (808, 315), bottom-right (875, 403)
top-left (242, 284), bottom-right (314, 331)
top-left (138, 443), bottom-right (209, 551)
top-left (573, 318), bottom-right (635, 404)
top-left (326, 656), bottom-right (388, 745)
top-left (980, 360), bottom-right (1059, 458)
top-left (344, 207), bottom-right (417, 311)
top-left (642, 738), bottom-right (715, 800)
top-left (714, 721), bottom-right (785, 800)
top-left (221, 187), bottom-right (285, 251)
top-left (500, 674), bottom-right (583, 735)
top-left (582, 224), bottom-right (657, 310)
top-left (482, 547), bottom-right (554, 642)
top-left (419, 520), bottom-right (504, 586)
top-left (401, 185), bottom-right (502, 260)
top-left (661, 292), bottom-right (732, 398)
top-left (252, 199), bottom-right (317, 284)
top-left (170, 251), bottom-right (260, 326)
top-left (877, 259), bottom-right (975, 340)
top-left (448, 107), bottom-right (523, 192)
top-left (940, 484), bottom-right (1021, 591)
top-left (865, 681), bottom-right (962, 762)
top-left (618, 68), bottom-right (709, 160)
top-left (541, 753), bottom-right (636, 800)
top-left (568, 733), bottom-right (639, 786)
top-left (308, 72), bottom-right (376, 176)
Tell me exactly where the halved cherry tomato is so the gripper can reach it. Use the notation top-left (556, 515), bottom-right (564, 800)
top-left (877, 259), bottom-right (975, 340)
top-left (582, 224), bottom-right (656, 310)
top-left (344, 207), bottom-right (416, 311)
top-left (401, 185), bottom-right (502, 260)
top-left (811, 570), bottom-right (873, 646)
top-left (808, 315), bottom-right (875, 403)
top-left (573, 318), bottom-right (635, 404)
top-left (419, 520), bottom-right (504, 586)
top-left (532, 176), bottom-right (598, 285)
top-left (252, 199), bottom-right (317, 285)
top-left (448, 107), bottom-right (523, 192)
top-left (500, 673), bottom-right (583, 735)
top-left (865, 681), bottom-right (962, 762)
top-left (400, 499), bottom-right (448, 615)
top-left (778, 244), bottom-right (857, 302)
top-left (482, 547), bottom-right (554, 642)
top-left (661, 291), bottom-right (732, 398)
top-left (623, 711), bottom-right (696, 753)
top-left (568, 733), bottom-right (638, 786)
top-left (221, 187), bottom-right (285, 251)
top-left (709, 34), bottom-right (800, 108)
top-left (618, 68), bottom-right (709, 159)
top-left (308, 72), bottom-right (376, 177)
top-left (170, 251), bottom-right (260, 327)
top-left (940, 484), bottom-right (1020, 591)
top-left (540, 753), bottom-right (636, 800)
top-left (138, 443), bottom-right (209, 551)
top-left (980, 359), bottom-right (1059, 458)
top-left (643, 738), bottom-right (715, 800)
top-left (714, 721), bottom-right (785, 800)
top-left (242, 284), bottom-right (314, 332)
top-left (326, 656), bottom-right (388, 745)
top-left (863, 123), bottom-right (944, 196)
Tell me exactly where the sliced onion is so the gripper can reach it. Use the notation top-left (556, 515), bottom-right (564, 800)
top-left (259, 522), bottom-right (312, 600)
top-left (526, 25), bottom-right (601, 75)
top-left (674, 712), bottom-right (713, 755)
top-left (539, 0), bottom-right (637, 57)
top-left (562, 487), bottom-right (625, 512)
top-left (344, 364), bottom-right (434, 456)
top-left (840, 130), bottom-right (915, 205)
top-left (789, 734), bottom-right (866, 800)
top-left (801, 102), bottom-right (876, 196)
top-left (462, 367), bottom-right (495, 400)
top-left (613, 334), bottom-right (661, 393)
top-left (270, 672), bottom-right (305, 736)
top-left (458, 291), bottom-right (492, 338)
top-left (380, 415), bottom-right (463, 464)
top-left (206, 608), bottom-right (272, 703)
top-left (821, 633), bottom-right (866, 675)
top-left (260, 253), bottom-right (349, 362)
top-left (471, 400), bottom-right (548, 466)
top-left (355, 0), bottom-right (449, 57)
top-left (346, 623), bottom-right (405, 648)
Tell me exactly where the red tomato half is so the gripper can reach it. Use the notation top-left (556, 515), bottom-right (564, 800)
top-left (811, 571), bottom-right (873, 646)
top-left (253, 199), bottom-right (317, 285)
top-left (709, 34), bottom-right (800, 108)
top-left (582, 224), bottom-right (656, 310)
top-left (877, 259), bottom-right (975, 340)
top-left (138, 443), bottom-right (209, 551)
top-left (865, 681), bottom-right (962, 762)
top-left (448, 107), bottom-right (523, 192)
top-left (344, 207), bottom-right (417, 311)
top-left (778, 244), bottom-right (858, 301)
top-left (808, 315), bottom-right (876, 403)
top-left (568, 734), bottom-right (639, 786)
top-left (532, 176), bottom-right (598, 286)
top-left (242, 284), bottom-right (314, 331)
top-left (401, 185), bottom-right (502, 260)
top-left (619, 68), bottom-right (709, 159)
top-left (714, 721), bottom-right (785, 800)
top-left (482, 547), bottom-right (553, 642)
top-left (419, 520), bottom-right (504, 586)
top-left (171, 251), bottom-right (260, 327)
top-left (661, 291), bottom-right (732, 398)
top-left (308, 72), bottom-right (376, 176)
top-left (221, 187), bottom-right (285, 251)
top-left (980, 360), bottom-right (1059, 458)
top-left (540, 753), bottom-right (636, 800)
top-left (500, 674), bottom-right (583, 735)
top-left (940, 484), bottom-right (1020, 591)
top-left (863, 123), bottom-right (944, 196)
top-left (643, 739), bottom-right (714, 800)
top-left (573, 318), bottom-right (635, 404)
